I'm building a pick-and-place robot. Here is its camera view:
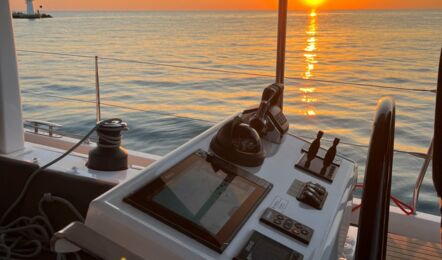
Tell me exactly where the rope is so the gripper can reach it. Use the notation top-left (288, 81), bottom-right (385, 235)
top-left (95, 119), bottom-right (126, 149)
top-left (352, 184), bottom-right (414, 215)
top-left (0, 194), bottom-right (83, 260)
top-left (16, 49), bottom-right (436, 93)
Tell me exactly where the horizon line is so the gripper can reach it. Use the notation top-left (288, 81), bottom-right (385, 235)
top-left (13, 7), bottom-right (442, 12)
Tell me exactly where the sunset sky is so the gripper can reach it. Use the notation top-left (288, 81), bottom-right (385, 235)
top-left (10, 0), bottom-right (442, 11)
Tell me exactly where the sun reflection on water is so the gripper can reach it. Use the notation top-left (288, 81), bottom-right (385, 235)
top-left (301, 10), bottom-right (319, 117)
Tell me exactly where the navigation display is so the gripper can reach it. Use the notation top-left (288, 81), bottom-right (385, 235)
top-left (152, 158), bottom-right (255, 234)
top-left (124, 150), bottom-right (272, 253)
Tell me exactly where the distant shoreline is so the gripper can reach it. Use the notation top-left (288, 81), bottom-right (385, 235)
top-left (13, 9), bottom-right (442, 13)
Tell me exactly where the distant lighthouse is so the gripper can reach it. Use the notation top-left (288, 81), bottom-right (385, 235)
top-left (12, 0), bottom-right (52, 19)
top-left (26, 0), bottom-right (34, 15)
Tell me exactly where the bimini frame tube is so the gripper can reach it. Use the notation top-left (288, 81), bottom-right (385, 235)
top-left (275, 0), bottom-right (288, 109)
top-left (0, 0), bottom-right (25, 154)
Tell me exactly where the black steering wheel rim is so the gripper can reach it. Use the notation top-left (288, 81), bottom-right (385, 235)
top-left (432, 48), bottom-right (442, 199)
top-left (355, 97), bottom-right (396, 260)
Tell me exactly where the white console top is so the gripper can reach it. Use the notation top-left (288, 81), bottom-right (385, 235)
top-left (85, 118), bottom-right (357, 260)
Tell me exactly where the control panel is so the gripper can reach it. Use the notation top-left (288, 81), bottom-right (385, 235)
top-left (295, 131), bottom-right (341, 183)
top-left (85, 117), bottom-right (357, 260)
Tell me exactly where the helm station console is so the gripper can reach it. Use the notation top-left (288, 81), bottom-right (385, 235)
top-left (85, 86), bottom-right (357, 259)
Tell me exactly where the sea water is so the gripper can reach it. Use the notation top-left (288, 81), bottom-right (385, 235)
top-left (13, 10), bottom-right (442, 214)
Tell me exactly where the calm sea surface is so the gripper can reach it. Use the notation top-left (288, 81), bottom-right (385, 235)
top-left (12, 10), bottom-right (442, 214)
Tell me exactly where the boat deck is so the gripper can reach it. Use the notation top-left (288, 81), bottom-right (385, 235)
top-left (387, 233), bottom-right (442, 259)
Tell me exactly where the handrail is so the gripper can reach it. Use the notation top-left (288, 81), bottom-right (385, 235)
top-left (411, 138), bottom-right (433, 214)
top-left (355, 97), bottom-right (395, 260)
top-left (24, 119), bottom-right (62, 137)
top-left (411, 49), bottom-right (442, 213)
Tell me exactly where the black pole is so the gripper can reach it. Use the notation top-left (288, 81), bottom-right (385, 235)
top-left (432, 48), bottom-right (442, 198)
top-left (275, 0), bottom-right (288, 109)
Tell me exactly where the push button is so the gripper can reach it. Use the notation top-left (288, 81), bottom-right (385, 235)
top-left (260, 208), bottom-right (313, 245)
top-left (283, 220), bottom-right (293, 230)
top-left (274, 219), bottom-right (283, 225)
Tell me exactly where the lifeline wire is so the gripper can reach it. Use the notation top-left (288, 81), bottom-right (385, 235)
top-left (16, 49), bottom-right (436, 93)
top-left (20, 90), bottom-right (431, 160)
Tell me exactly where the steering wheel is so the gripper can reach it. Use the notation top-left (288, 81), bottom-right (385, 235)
top-left (432, 49), bottom-right (442, 199)
top-left (432, 49), bottom-right (442, 249)
top-left (355, 97), bottom-right (396, 260)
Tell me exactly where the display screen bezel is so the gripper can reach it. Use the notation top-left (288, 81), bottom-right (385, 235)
top-left (123, 150), bottom-right (272, 253)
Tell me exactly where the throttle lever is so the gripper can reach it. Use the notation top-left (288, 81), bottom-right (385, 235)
top-left (250, 86), bottom-right (278, 135)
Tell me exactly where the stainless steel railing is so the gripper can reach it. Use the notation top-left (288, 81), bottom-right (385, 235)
top-left (24, 119), bottom-right (62, 137)
top-left (411, 139), bottom-right (434, 214)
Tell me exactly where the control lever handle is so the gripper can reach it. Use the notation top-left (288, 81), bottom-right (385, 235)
top-left (321, 138), bottom-right (340, 174)
top-left (250, 87), bottom-right (277, 134)
top-left (256, 100), bottom-right (270, 120)
top-left (296, 182), bottom-right (328, 209)
top-left (313, 183), bottom-right (326, 196)
top-left (305, 131), bottom-right (324, 168)
top-left (239, 83), bottom-right (288, 144)
top-left (302, 190), bottom-right (322, 208)
top-left (250, 100), bottom-right (270, 134)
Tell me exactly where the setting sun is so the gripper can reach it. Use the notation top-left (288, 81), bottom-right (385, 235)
top-left (302, 0), bottom-right (326, 8)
